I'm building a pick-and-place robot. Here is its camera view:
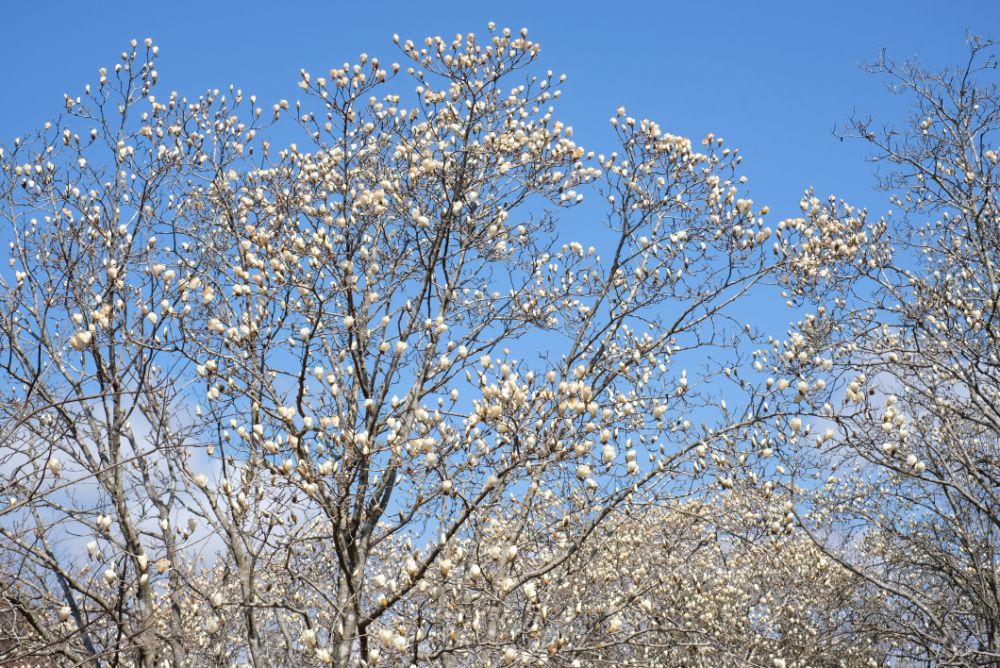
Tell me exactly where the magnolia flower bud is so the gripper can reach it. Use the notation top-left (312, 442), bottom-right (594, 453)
top-left (523, 581), bottom-right (537, 600)
top-left (69, 330), bottom-right (93, 351)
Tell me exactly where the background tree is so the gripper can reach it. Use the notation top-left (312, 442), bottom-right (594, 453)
top-left (381, 487), bottom-right (886, 667)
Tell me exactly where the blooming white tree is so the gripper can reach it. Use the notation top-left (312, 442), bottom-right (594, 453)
top-left (1, 24), bottom-right (996, 668)
top-left (0, 27), bottom-right (793, 667)
top-left (169, 486), bottom-right (887, 667)
top-left (773, 35), bottom-right (1000, 666)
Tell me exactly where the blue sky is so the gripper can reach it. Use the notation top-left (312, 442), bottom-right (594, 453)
top-left (1, 0), bottom-right (995, 218)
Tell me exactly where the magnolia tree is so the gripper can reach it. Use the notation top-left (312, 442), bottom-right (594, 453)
top-left (772, 36), bottom-right (1000, 666)
top-left (390, 488), bottom-right (887, 667)
top-left (3, 24), bottom-right (995, 668)
top-left (0, 27), bottom-right (798, 667)
top-left (177, 487), bottom-right (887, 667)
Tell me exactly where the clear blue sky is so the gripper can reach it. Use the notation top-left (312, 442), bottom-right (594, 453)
top-left (1, 0), bottom-right (995, 217)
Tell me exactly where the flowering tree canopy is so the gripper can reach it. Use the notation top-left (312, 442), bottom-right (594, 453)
top-left (0, 26), bottom-right (997, 668)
